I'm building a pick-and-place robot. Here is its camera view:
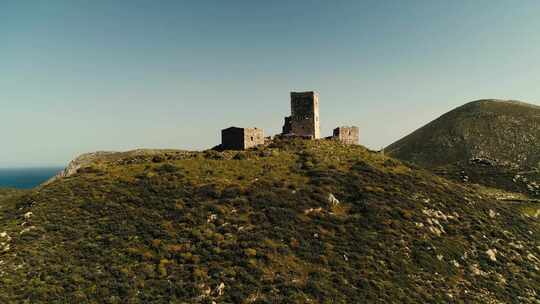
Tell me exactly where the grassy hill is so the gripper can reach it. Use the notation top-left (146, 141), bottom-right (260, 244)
top-left (0, 139), bottom-right (538, 303)
top-left (386, 99), bottom-right (540, 197)
top-left (386, 99), bottom-right (540, 169)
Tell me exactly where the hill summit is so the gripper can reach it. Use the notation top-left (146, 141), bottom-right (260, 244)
top-left (0, 139), bottom-right (538, 303)
top-left (386, 99), bottom-right (540, 170)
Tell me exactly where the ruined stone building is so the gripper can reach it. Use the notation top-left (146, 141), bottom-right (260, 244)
top-left (333, 126), bottom-right (359, 145)
top-left (221, 127), bottom-right (264, 150)
top-left (282, 91), bottom-right (321, 139)
top-left (220, 90), bottom-right (358, 150)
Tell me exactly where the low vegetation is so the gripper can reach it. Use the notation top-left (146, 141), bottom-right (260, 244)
top-left (0, 188), bottom-right (25, 203)
top-left (0, 139), bottom-right (538, 303)
top-left (387, 99), bottom-right (540, 201)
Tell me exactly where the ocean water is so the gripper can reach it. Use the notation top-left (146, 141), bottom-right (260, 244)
top-left (0, 167), bottom-right (64, 189)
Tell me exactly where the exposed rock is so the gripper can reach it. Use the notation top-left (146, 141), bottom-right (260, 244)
top-left (328, 193), bottom-right (340, 206)
top-left (0, 242), bottom-right (10, 253)
top-left (49, 151), bottom-right (115, 182)
top-left (429, 226), bottom-right (443, 237)
top-left (470, 157), bottom-right (496, 166)
top-left (304, 207), bottom-right (323, 215)
top-left (207, 214), bottom-right (218, 223)
top-left (526, 253), bottom-right (539, 264)
top-left (486, 249), bottom-right (497, 262)
top-left (423, 208), bottom-right (454, 236)
top-left (45, 149), bottom-right (191, 185)
top-left (469, 264), bottom-right (485, 276)
top-left (509, 242), bottom-right (524, 250)
top-left (20, 226), bottom-right (36, 235)
top-left (214, 282), bottom-right (225, 297)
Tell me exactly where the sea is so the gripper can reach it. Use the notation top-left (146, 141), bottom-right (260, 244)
top-left (0, 167), bottom-right (64, 189)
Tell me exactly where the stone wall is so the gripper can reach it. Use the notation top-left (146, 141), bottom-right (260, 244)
top-left (333, 126), bottom-right (359, 145)
top-left (282, 116), bottom-right (292, 134)
top-left (243, 128), bottom-right (264, 149)
top-left (222, 127), bottom-right (264, 150)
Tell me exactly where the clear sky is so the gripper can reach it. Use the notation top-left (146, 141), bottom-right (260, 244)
top-left (2, 1), bottom-right (540, 167)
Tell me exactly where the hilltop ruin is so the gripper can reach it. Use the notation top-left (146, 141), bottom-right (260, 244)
top-left (221, 91), bottom-right (358, 150)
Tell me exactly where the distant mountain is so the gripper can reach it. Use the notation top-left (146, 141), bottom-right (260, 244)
top-left (386, 99), bottom-right (540, 170)
top-left (385, 100), bottom-right (540, 197)
top-left (0, 139), bottom-right (538, 303)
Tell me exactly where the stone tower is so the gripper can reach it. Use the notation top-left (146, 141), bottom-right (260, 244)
top-left (282, 91), bottom-right (320, 139)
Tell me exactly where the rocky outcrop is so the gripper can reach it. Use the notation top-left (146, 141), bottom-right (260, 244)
top-left (43, 149), bottom-right (194, 186)
top-left (44, 151), bottom-right (116, 185)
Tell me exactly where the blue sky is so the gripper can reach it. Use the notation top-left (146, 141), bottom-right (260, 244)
top-left (2, 1), bottom-right (540, 167)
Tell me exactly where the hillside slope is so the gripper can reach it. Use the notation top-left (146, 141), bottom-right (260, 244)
top-left (386, 99), bottom-right (540, 197)
top-left (0, 188), bottom-right (25, 202)
top-left (0, 140), bottom-right (538, 303)
top-left (386, 99), bottom-right (540, 170)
